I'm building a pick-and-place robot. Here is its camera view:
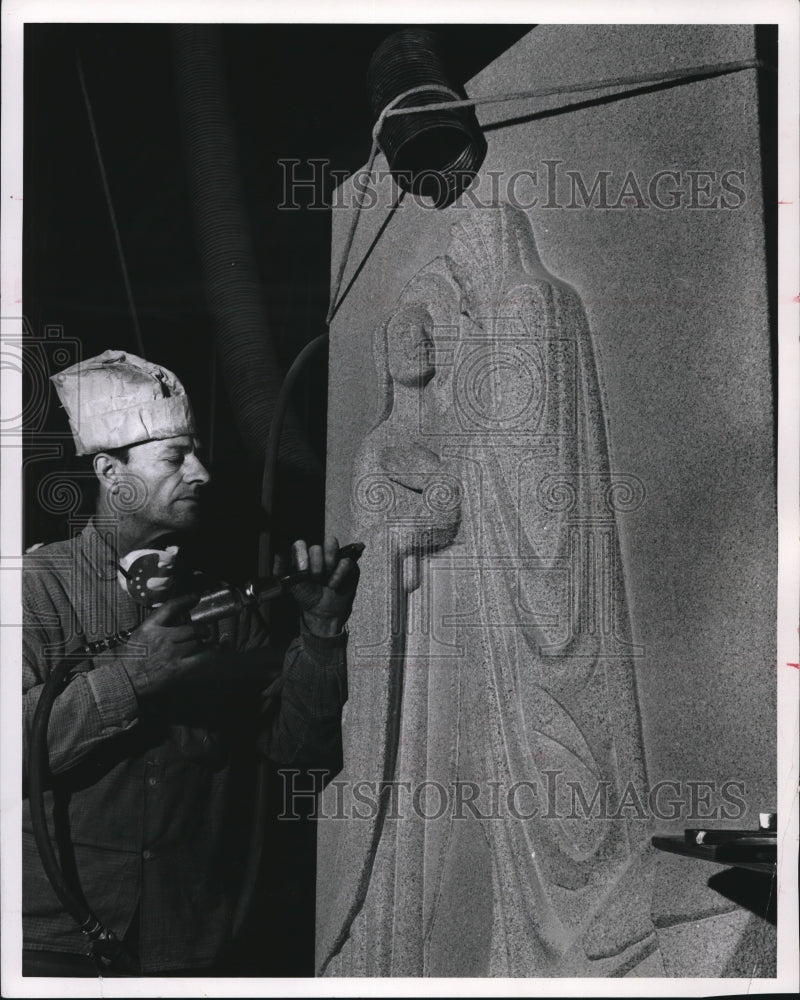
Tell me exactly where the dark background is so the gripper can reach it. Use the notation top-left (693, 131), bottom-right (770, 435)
top-left (23, 23), bottom-right (531, 568)
top-left (22, 22), bottom-right (532, 976)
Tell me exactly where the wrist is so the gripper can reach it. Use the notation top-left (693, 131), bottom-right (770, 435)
top-left (85, 653), bottom-right (141, 725)
top-left (302, 611), bottom-right (344, 638)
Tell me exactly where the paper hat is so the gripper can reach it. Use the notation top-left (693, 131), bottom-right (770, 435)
top-left (51, 349), bottom-right (197, 455)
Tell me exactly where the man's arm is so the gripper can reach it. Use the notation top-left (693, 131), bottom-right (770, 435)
top-left (245, 537), bottom-right (360, 774)
top-left (23, 574), bottom-right (212, 776)
top-left (22, 575), bottom-right (140, 775)
top-left (265, 623), bottom-right (348, 773)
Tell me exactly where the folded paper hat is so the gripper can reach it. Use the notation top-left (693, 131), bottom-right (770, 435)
top-left (51, 349), bottom-right (196, 455)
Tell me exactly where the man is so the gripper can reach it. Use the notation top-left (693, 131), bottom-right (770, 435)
top-left (22, 349), bottom-right (359, 976)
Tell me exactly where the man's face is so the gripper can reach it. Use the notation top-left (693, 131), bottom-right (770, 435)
top-left (117, 435), bottom-right (210, 537)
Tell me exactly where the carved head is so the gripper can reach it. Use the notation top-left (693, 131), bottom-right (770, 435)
top-left (444, 204), bottom-right (548, 323)
top-left (382, 303), bottom-right (436, 388)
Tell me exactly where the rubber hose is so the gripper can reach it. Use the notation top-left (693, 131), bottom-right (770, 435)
top-left (171, 24), bottom-right (321, 477)
top-left (28, 661), bottom-right (141, 975)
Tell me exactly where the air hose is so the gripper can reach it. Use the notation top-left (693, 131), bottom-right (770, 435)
top-left (28, 659), bottom-right (141, 975)
top-left (27, 529), bottom-right (362, 973)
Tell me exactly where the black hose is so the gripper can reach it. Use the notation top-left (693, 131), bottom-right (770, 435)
top-left (171, 28), bottom-right (326, 944)
top-left (231, 330), bottom-right (329, 946)
top-left (28, 625), bottom-right (287, 967)
top-left (29, 24), bottom-right (333, 969)
top-left (258, 333), bottom-right (329, 577)
top-left (28, 661), bottom-right (141, 975)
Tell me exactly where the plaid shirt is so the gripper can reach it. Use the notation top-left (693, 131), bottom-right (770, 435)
top-left (22, 518), bottom-right (347, 972)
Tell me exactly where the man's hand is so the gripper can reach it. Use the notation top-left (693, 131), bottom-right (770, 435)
top-left (119, 594), bottom-right (214, 698)
top-left (276, 537), bottom-right (362, 638)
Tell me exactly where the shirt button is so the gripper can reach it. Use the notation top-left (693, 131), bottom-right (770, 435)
top-left (147, 777), bottom-right (159, 787)
top-left (142, 850), bottom-right (153, 860)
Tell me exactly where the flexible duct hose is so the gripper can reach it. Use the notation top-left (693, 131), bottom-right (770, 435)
top-left (171, 25), bottom-right (323, 957)
top-left (171, 24), bottom-right (321, 478)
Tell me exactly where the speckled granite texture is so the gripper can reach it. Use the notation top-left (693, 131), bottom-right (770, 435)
top-left (317, 24), bottom-right (776, 978)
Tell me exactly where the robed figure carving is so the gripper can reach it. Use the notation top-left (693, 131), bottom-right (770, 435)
top-left (317, 204), bottom-right (654, 977)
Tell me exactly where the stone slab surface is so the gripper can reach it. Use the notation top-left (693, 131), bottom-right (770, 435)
top-left (318, 23), bottom-right (776, 978)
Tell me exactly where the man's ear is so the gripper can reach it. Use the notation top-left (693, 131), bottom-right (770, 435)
top-left (92, 452), bottom-right (118, 491)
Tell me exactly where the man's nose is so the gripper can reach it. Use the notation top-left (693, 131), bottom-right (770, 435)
top-left (185, 453), bottom-right (211, 486)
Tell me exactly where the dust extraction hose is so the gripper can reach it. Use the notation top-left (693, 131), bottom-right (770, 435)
top-left (171, 24), bottom-right (324, 952)
top-left (171, 24), bottom-right (321, 479)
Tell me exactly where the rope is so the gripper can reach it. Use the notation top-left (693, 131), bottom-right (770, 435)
top-left (76, 55), bottom-right (145, 359)
top-left (326, 56), bottom-right (765, 325)
top-left (380, 58), bottom-right (765, 121)
top-left (326, 141), bottom-right (379, 325)
top-left (371, 83), bottom-right (461, 151)
top-left (326, 84), bottom-right (457, 326)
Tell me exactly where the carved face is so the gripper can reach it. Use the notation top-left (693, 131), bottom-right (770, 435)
top-left (452, 270), bottom-right (485, 339)
top-left (458, 271), bottom-right (480, 317)
top-left (386, 306), bottom-right (435, 387)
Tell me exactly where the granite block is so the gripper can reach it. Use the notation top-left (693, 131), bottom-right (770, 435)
top-left (656, 909), bottom-right (760, 978)
top-left (317, 24), bottom-right (775, 978)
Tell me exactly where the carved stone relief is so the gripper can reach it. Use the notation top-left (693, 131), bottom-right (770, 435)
top-left (318, 204), bottom-right (653, 976)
